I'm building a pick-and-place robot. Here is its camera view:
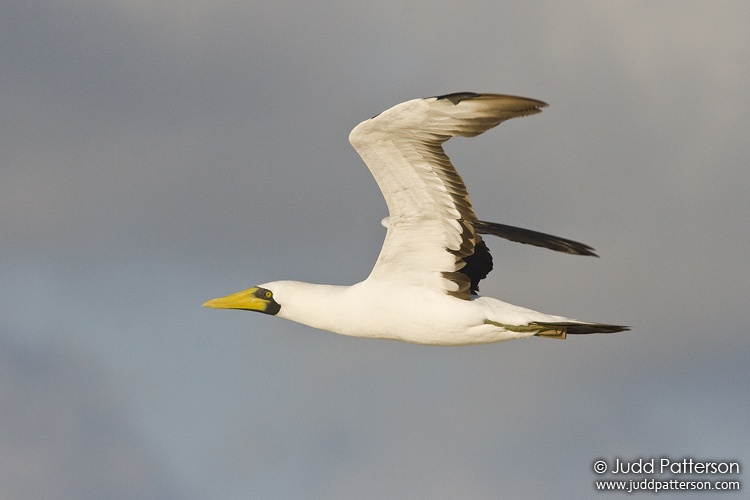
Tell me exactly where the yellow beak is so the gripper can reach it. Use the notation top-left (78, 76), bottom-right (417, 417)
top-left (203, 287), bottom-right (276, 313)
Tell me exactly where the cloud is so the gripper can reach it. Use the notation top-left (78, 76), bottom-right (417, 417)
top-left (0, 336), bottom-right (185, 500)
top-left (209, 333), bottom-right (750, 499)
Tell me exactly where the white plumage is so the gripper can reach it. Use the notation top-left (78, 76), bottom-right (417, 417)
top-left (204, 92), bottom-right (628, 345)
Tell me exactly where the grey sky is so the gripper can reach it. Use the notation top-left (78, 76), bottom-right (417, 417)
top-left (2, 1), bottom-right (749, 498)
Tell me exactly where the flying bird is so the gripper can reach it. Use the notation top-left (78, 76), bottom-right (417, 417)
top-left (204, 92), bottom-right (628, 345)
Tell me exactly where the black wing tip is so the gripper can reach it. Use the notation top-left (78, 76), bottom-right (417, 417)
top-left (474, 220), bottom-right (598, 257)
top-left (572, 246), bottom-right (599, 258)
top-left (431, 92), bottom-right (549, 108)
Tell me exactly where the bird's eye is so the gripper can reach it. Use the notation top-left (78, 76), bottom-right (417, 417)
top-left (264, 291), bottom-right (272, 299)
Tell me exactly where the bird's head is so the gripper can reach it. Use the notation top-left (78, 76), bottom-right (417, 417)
top-left (203, 285), bottom-right (281, 315)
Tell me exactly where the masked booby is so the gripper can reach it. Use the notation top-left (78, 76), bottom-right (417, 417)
top-left (204, 92), bottom-right (628, 345)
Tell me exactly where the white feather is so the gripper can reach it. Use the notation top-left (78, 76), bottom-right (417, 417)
top-left (349, 94), bottom-right (547, 297)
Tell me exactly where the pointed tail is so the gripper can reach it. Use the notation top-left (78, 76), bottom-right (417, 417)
top-left (533, 322), bottom-right (630, 340)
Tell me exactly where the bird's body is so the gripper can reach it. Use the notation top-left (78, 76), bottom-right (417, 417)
top-left (260, 280), bottom-right (585, 345)
top-left (204, 92), bottom-right (628, 344)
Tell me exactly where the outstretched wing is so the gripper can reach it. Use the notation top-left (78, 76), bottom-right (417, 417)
top-left (474, 220), bottom-right (598, 257)
top-left (349, 92), bottom-right (547, 299)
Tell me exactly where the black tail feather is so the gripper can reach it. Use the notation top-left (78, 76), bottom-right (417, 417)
top-left (533, 321), bottom-right (630, 337)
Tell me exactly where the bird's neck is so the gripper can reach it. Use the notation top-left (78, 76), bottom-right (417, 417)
top-left (269, 281), bottom-right (353, 333)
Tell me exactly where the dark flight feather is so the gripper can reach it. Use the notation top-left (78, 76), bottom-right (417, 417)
top-left (474, 220), bottom-right (598, 257)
